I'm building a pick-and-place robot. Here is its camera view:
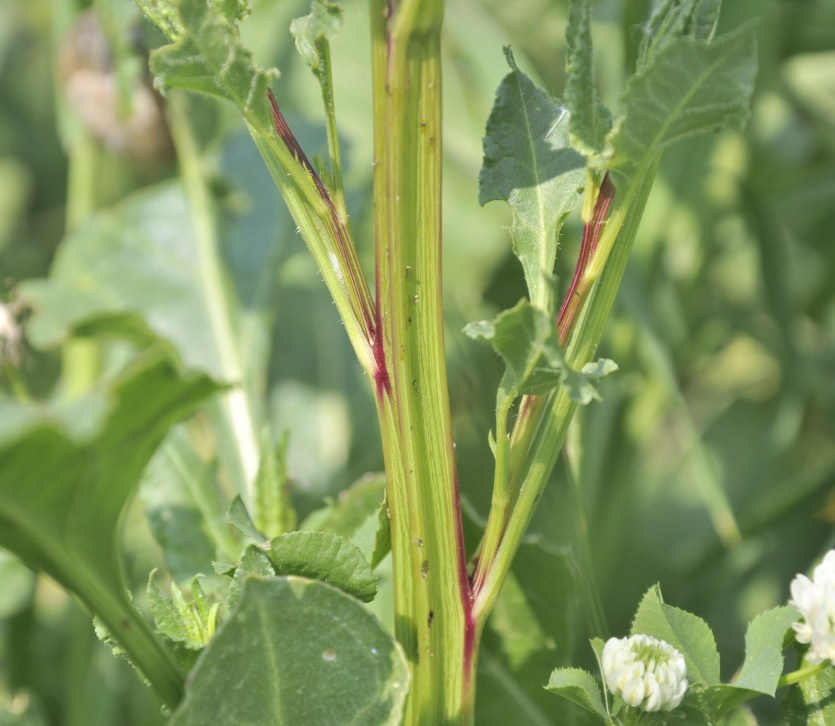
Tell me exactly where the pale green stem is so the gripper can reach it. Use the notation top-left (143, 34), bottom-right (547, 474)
top-left (370, 0), bottom-right (473, 723)
top-left (167, 94), bottom-right (260, 500)
top-left (778, 661), bottom-right (829, 688)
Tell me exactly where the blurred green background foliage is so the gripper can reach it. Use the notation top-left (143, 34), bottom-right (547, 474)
top-left (1, 0), bottom-right (834, 723)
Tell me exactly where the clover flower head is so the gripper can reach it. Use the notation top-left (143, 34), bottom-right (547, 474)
top-left (790, 549), bottom-right (835, 664)
top-left (602, 634), bottom-right (688, 712)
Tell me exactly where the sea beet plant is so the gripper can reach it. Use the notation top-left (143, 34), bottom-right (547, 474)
top-left (2, 0), bottom-right (835, 724)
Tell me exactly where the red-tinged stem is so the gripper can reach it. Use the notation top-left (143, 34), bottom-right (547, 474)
top-left (557, 172), bottom-right (616, 344)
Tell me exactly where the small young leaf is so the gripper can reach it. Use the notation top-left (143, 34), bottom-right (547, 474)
top-left (170, 576), bottom-right (408, 726)
top-left (253, 428), bottom-right (296, 538)
top-left (148, 573), bottom-right (218, 650)
top-left (631, 585), bottom-right (721, 686)
top-left (464, 299), bottom-right (617, 407)
top-left (565, 0), bottom-right (612, 159)
top-left (611, 26), bottom-right (757, 182)
top-left (370, 495), bottom-right (392, 570)
top-left (480, 48), bottom-right (584, 310)
top-left (545, 668), bottom-right (608, 720)
top-left (227, 495), bottom-right (266, 543)
top-left (265, 530), bottom-right (377, 603)
top-left (290, 0), bottom-right (342, 72)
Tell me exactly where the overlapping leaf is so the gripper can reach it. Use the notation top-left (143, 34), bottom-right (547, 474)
top-left (480, 48), bottom-right (584, 310)
top-left (464, 299), bottom-right (617, 408)
top-left (171, 576), bottom-right (408, 726)
top-left (610, 26), bottom-right (757, 181)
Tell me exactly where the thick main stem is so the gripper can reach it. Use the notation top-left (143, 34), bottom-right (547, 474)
top-left (370, 1), bottom-right (474, 723)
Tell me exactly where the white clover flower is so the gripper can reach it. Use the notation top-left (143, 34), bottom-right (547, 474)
top-left (790, 549), bottom-right (835, 664)
top-left (602, 634), bottom-right (688, 712)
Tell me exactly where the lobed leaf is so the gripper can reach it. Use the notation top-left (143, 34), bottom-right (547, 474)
top-left (171, 576), bottom-right (408, 726)
top-left (265, 530), bottom-right (377, 603)
top-left (565, 0), bottom-right (612, 160)
top-left (480, 48), bottom-right (584, 310)
top-left (464, 299), bottom-right (616, 408)
top-left (138, 0), bottom-right (277, 129)
top-left (610, 25), bottom-right (758, 182)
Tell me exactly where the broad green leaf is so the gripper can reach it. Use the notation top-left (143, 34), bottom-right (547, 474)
top-left (0, 352), bottom-right (220, 703)
top-left (464, 299), bottom-right (617, 407)
top-left (137, 0), bottom-right (276, 130)
top-left (265, 530), bottom-right (377, 603)
top-left (253, 428), bottom-right (296, 538)
top-left (631, 585), bottom-right (721, 686)
top-left (0, 550), bottom-right (35, 618)
top-left (782, 664), bottom-right (835, 726)
top-left (480, 48), bottom-right (584, 310)
top-left (611, 26), bottom-right (757, 182)
top-left (565, 0), bottom-right (612, 159)
top-left (545, 668), bottom-right (607, 720)
top-left (21, 184), bottom-right (229, 379)
top-left (171, 576), bottom-right (408, 726)
top-left (290, 0), bottom-right (342, 72)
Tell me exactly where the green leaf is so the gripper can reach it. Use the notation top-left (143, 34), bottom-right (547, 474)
top-left (290, 0), bottom-right (343, 72)
top-left (545, 668), bottom-right (608, 720)
top-left (631, 585), bottom-right (721, 686)
top-left (226, 544), bottom-right (274, 611)
top-left (464, 299), bottom-right (617, 407)
top-left (253, 428), bottom-right (295, 538)
top-left (782, 664), bottom-right (835, 725)
top-left (148, 573), bottom-right (218, 650)
top-left (300, 473), bottom-right (390, 568)
top-left (480, 48), bottom-right (584, 310)
top-left (141, 428), bottom-right (225, 583)
top-left (137, 0), bottom-right (277, 130)
top-left (228, 495), bottom-right (266, 543)
top-left (611, 26), bottom-right (757, 182)
top-left (638, 0), bottom-right (723, 68)
top-left (0, 353), bottom-right (220, 705)
top-left (170, 576), bottom-right (408, 726)
top-left (265, 530), bottom-right (377, 603)
top-left (565, 0), bottom-right (612, 159)
top-left (735, 605), bottom-right (798, 694)
top-left (700, 605), bottom-right (800, 716)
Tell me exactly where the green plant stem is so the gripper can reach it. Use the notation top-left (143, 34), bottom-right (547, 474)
top-left (167, 94), bottom-right (261, 500)
top-left (473, 163), bottom-right (659, 625)
top-left (370, 1), bottom-right (473, 723)
top-left (778, 661), bottom-right (829, 688)
top-left (315, 38), bottom-right (348, 221)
